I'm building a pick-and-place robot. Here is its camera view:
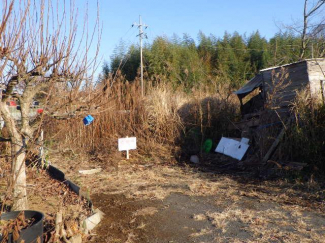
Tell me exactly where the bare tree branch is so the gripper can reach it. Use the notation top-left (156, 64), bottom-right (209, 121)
top-left (300, 0), bottom-right (325, 58)
top-left (0, 0), bottom-right (101, 210)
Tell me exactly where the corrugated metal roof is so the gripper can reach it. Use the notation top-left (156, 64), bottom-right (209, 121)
top-left (260, 60), bottom-right (305, 72)
top-left (260, 58), bottom-right (325, 72)
top-left (234, 74), bottom-right (263, 97)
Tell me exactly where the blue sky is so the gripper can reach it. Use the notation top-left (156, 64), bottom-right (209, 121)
top-left (83, 0), bottom-right (313, 74)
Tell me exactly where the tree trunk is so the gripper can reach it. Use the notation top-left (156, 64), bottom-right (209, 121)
top-left (11, 137), bottom-right (28, 210)
top-left (300, 0), bottom-right (308, 59)
top-left (0, 102), bottom-right (29, 210)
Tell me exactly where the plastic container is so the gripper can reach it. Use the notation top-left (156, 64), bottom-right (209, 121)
top-left (83, 115), bottom-right (94, 126)
top-left (202, 139), bottom-right (213, 153)
top-left (0, 210), bottom-right (44, 243)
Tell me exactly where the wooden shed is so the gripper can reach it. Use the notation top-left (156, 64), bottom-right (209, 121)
top-left (235, 58), bottom-right (325, 116)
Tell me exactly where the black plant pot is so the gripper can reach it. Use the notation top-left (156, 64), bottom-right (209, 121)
top-left (0, 210), bottom-right (44, 243)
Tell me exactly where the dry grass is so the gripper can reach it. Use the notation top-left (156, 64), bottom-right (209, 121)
top-left (253, 86), bottom-right (325, 169)
top-left (278, 89), bottom-right (325, 169)
top-left (190, 228), bottom-right (213, 237)
top-left (45, 69), bottom-right (324, 172)
top-left (192, 213), bottom-right (206, 221)
top-left (191, 201), bottom-right (325, 242)
top-left (45, 147), bottom-right (325, 243)
top-left (45, 75), bottom-right (239, 166)
top-left (41, 71), bottom-right (325, 242)
top-left (48, 151), bottom-right (325, 242)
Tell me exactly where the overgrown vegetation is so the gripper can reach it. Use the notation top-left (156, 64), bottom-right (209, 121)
top-left (40, 0), bottom-right (325, 173)
top-left (2, 1), bottom-right (325, 242)
top-left (46, 70), bottom-right (325, 175)
top-left (281, 91), bottom-right (325, 170)
top-left (2, 0), bottom-right (325, 217)
top-left (46, 74), bottom-right (240, 163)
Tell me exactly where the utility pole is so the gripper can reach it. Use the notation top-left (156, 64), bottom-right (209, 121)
top-left (133, 16), bottom-right (148, 96)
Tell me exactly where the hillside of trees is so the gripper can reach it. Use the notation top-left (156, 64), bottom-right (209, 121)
top-left (102, 30), bottom-right (325, 91)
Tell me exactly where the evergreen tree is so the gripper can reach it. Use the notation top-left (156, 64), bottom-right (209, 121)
top-left (247, 31), bottom-right (270, 73)
top-left (197, 31), bottom-right (217, 74)
top-left (269, 32), bottom-right (301, 65)
top-left (229, 32), bottom-right (250, 85)
top-left (101, 29), bottom-right (325, 92)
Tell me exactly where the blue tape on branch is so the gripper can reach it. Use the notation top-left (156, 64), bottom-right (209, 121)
top-left (83, 115), bottom-right (94, 126)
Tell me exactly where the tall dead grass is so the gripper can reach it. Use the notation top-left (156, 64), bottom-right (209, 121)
top-left (279, 90), bottom-right (325, 170)
top-left (44, 74), bottom-right (240, 163)
top-left (255, 86), bottom-right (325, 171)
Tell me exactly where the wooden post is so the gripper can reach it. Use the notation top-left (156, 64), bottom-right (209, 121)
top-left (91, 122), bottom-right (94, 151)
top-left (126, 136), bottom-right (129, 159)
top-left (321, 80), bottom-right (325, 104)
top-left (38, 129), bottom-right (44, 168)
top-left (262, 118), bottom-right (291, 164)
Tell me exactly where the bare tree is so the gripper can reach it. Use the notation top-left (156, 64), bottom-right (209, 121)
top-left (300, 0), bottom-right (325, 58)
top-left (0, 0), bottom-right (100, 210)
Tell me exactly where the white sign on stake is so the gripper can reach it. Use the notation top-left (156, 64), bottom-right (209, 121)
top-left (118, 137), bottom-right (137, 159)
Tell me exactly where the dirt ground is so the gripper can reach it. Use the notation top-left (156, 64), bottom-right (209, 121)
top-left (48, 152), bottom-right (325, 243)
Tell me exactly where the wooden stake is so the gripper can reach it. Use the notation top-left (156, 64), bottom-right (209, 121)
top-left (126, 136), bottom-right (129, 159)
top-left (262, 118), bottom-right (291, 164)
top-left (40, 129), bottom-right (44, 168)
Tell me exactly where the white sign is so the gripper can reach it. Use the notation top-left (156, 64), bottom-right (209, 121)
top-left (215, 137), bottom-right (249, 161)
top-left (118, 137), bottom-right (137, 151)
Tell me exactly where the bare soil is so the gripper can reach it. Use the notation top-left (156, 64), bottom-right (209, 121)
top-left (48, 152), bottom-right (325, 243)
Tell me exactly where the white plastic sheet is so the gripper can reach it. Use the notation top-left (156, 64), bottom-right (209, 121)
top-left (215, 137), bottom-right (250, 160)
